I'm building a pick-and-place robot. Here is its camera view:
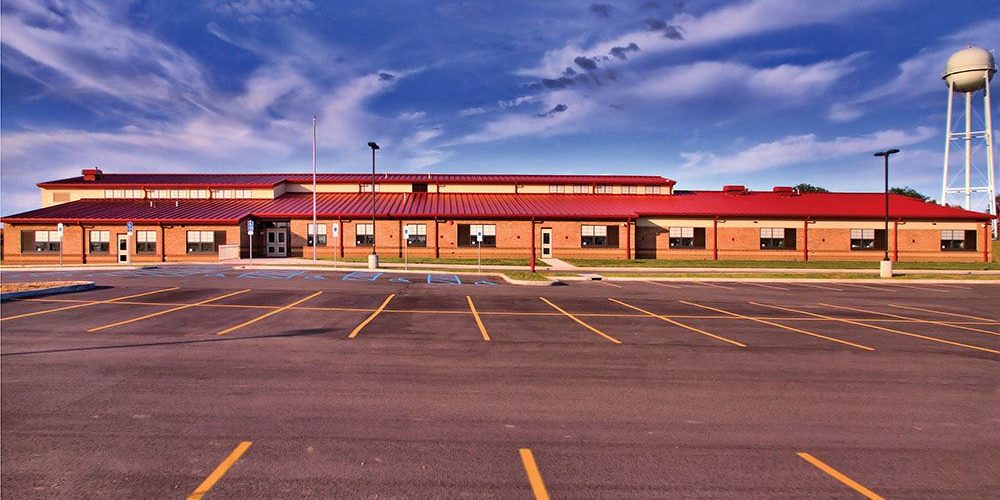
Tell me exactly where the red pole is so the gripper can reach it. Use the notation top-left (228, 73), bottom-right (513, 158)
top-left (338, 217), bottom-right (344, 258)
top-left (625, 218), bottom-right (631, 259)
top-left (434, 217), bottom-right (440, 259)
top-left (712, 217), bottom-right (719, 261)
top-left (802, 218), bottom-right (808, 262)
top-left (893, 220), bottom-right (899, 262)
top-left (984, 222), bottom-right (990, 263)
top-left (530, 218), bottom-right (536, 272)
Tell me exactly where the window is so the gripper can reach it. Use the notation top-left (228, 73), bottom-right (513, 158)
top-left (594, 185), bottom-right (612, 194)
top-left (190, 189), bottom-right (209, 199)
top-left (572, 185), bottom-right (589, 194)
top-left (26, 230), bottom-right (60, 253)
top-left (361, 184), bottom-right (380, 192)
top-left (458, 224), bottom-right (496, 247)
top-left (212, 189), bottom-right (234, 199)
top-left (307, 223), bottom-right (327, 246)
top-left (88, 230), bottom-right (110, 253)
top-left (149, 189), bottom-right (170, 199)
top-left (105, 189), bottom-right (142, 199)
top-left (235, 189), bottom-right (252, 198)
top-left (669, 227), bottom-right (706, 249)
top-left (412, 183), bottom-right (428, 192)
top-left (760, 228), bottom-right (796, 249)
top-left (850, 229), bottom-right (887, 250)
top-left (941, 229), bottom-right (976, 251)
top-left (136, 231), bottom-right (157, 253)
top-left (355, 223), bottom-right (374, 246)
top-left (645, 185), bottom-right (661, 195)
top-left (186, 231), bottom-right (217, 253)
top-left (549, 185), bottom-right (565, 193)
top-left (405, 223), bottom-right (427, 247)
top-left (581, 225), bottom-right (620, 247)
top-left (621, 185), bottom-right (637, 194)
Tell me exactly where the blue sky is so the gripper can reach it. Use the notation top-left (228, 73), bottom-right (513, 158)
top-left (2, 0), bottom-right (998, 215)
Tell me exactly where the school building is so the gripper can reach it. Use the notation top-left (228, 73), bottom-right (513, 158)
top-left (0, 168), bottom-right (994, 265)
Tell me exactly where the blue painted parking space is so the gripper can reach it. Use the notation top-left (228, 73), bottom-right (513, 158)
top-left (237, 269), bottom-right (307, 280)
top-left (427, 274), bottom-right (462, 285)
top-left (342, 271), bottom-right (383, 282)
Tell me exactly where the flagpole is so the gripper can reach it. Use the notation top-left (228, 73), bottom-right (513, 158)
top-left (312, 114), bottom-right (317, 262)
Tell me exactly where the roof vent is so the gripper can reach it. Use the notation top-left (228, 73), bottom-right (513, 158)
top-left (82, 168), bottom-right (103, 181)
top-left (772, 186), bottom-right (796, 195)
top-left (723, 185), bottom-right (747, 194)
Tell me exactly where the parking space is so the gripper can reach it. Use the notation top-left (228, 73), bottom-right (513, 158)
top-left (2, 272), bottom-right (998, 498)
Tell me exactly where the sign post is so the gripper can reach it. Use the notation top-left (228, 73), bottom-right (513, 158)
top-left (403, 226), bottom-right (410, 271)
top-left (476, 228), bottom-right (483, 273)
top-left (126, 221), bottom-right (133, 268)
top-left (332, 223), bottom-right (339, 269)
top-left (247, 219), bottom-right (255, 268)
top-left (57, 222), bottom-right (64, 268)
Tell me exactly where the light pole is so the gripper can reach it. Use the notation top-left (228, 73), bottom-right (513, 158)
top-left (367, 141), bottom-right (380, 269)
top-left (874, 148), bottom-right (900, 275)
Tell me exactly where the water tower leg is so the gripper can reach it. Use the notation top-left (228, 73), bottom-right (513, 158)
top-left (942, 82), bottom-right (954, 205)
top-left (985, 76), bottom-right (998, 238)
top-left (965, 91), bottom-right (973, 210)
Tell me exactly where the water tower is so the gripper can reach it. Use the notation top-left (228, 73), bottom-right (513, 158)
top-left (940, 46), bottom-right (996, 236)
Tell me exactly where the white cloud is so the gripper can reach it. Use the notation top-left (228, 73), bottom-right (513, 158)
top-left (208, 0), bottom-right (315, 23)
top-left (458, 107), bottom-right (487, 117)
top-left (679, 126), bottom-right (936, 175)
top-left (453, 92), bottom-right (597, 145)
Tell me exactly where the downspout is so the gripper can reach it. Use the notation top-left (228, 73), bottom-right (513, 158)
top-left (985, 221), bottom-right (990, 263)
top-left (398, 219), bottom-right (403, 258)
top-left (530, 218), bottom-right (536, 272)
top-left (802, 218), bottom-right (809, 262)
top-left (434, 216), bottom-right (440, 258)
top-left (893, 219), bottom-right (899, 262)
top-left (79, 222), bottom-right (86, 264)
top-left (338, 216), bottom-right (344, 258)
top-left (625, 217), bottom-right (632, 260)
top-left (712, 216), bottom-right (719, 261)
top-left (160, 223), bottom-right (166, 262)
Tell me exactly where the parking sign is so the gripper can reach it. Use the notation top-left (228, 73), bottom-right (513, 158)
top-left (247, 219), bottom-right (255, 235)
top-left (57, 222), bottom-right (64, 239)
top-left (126, 221), bottom-right (133, 233)
top-left (476, 229), bottom-right (483, 243)
top-left (332, 224), bottom-right (339, 236)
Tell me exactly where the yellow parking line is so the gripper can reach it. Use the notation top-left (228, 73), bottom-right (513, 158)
top-left (644, 280), bottom-right (682, 289)
top-left (216, 291), bottom-right (323, 336)
top-left (348, 293), bottom-right (395, 339)
top-left (87, 289), bottom-right (250, 332)
top-left (680, 301), bottom-right (874, 351)
top-left (467, 296), bottom-right (491, 341)
top-left (609, 298), bottom-right (746, 347)
top-left (519, 448), bottom-right (550, 500)
top-left (793, 282), bottom-right (843, 291)
top-left (694, 281), bottom-right (735, 290)
top-left (539, 297), bottom-right (621, 344)
top-left (820, 303), bottom-right (1000, 337)
top-left (797, 452), bottom-right (884, 500)
top-left (743, 282), bottom-right (790, 291)
top-left (752, 302), bottom-right (999, 355)
top-left (2, 287), bottom-right (179, 322)
top-left (889, 303), bottom-right (995, 322)
top-left (187, 441), bottom-right (253, 500)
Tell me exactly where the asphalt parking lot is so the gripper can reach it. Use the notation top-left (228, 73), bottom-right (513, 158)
top-left (2, 267), bottom-right (998, 498)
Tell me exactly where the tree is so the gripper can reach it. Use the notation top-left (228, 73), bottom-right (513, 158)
top-left (889, 186), bottom-right (929, 201)
top-left (793, 183), bottom-right (828, 193)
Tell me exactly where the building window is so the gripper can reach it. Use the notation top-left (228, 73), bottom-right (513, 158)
top-left (25, 230), bottom-right (60, 253)
top-left (549, 185), bottom-right (565, 193)
top-left (941, 229), bottom-right (976, 251)
top-left (459, 224), bottom-right (496, 247)
top-left (88, 230), bottom-right (110, 253)
top-left (104, 189), bottom-right (144, 199)
top-left (405, 223), bottom-right (427, 247)
top-left (572, 185), bottom-right (589, 194)
top-left (235, 189), bottom-right (252, 198)
top-left (149, 189), bottom-right (170, 198)
top-left (645, 185), bottom-right (661, 195)
top-left (190, 189), bottom-right (209, 199)
top-left (581, 225), bottom-right (620, 247)
top-left (307, 223), bottom-right (327, 246)
top-left (622, 185), bottom-right (637, 194)
top-left (669, 227), bottom-right (706, 248)
top-left (760, 228), bottom-right (796, 249)
top-left (850, 229), bottom-right (886, 250)
top-left (594, 185), bottom-right (612, 194)
top-left (412, 183), bottom-right (428, 192)
top-left (186, 231), bottom-right (217, 253)
top-left (136, 231), bottom-right (157, 254)
top-left (361, 184), bottom-right (380, 192)
top-left (355, 223), bottom-right (374, 246)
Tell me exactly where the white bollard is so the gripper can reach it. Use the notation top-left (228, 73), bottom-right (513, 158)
top-left (879, 260), bottom-right (893, 278)
top-left (368, 253), bottom-right (379, 270)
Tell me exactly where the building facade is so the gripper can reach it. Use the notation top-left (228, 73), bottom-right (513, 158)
top-left (1, 169), bottom-right (993, 265)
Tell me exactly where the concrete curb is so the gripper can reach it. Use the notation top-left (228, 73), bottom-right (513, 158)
top-left (1, 281), bottom-right (96, 301)
top-left (585, 276), bottom-right (1000, 284)
top-left (231, 264), bottom-right (560, 286)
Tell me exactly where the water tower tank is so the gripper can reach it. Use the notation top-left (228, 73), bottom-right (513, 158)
top-left (942, 46), bottom-right (996, 93)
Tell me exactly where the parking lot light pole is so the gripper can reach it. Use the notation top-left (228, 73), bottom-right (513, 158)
top-left (367, 141), bottom-right (380, 269)
top-left (874, 148), bottom-right (900, 277)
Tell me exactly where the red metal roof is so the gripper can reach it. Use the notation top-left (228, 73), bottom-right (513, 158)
top-left (38, 172), bottom-right (676, 188)
top-left (3, 191), bottom-right (990, 224)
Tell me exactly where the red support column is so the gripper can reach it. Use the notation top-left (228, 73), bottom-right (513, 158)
top-left (984, 222), bottom-right (990, 263)
top-left (338, 217), bottom-right (344, 258)
top-left (893, 220), bottom-right (899, 262)
top-left (160, 223), bottom-right (166, 262)
top-left (625, 218), bottom-right (631, 259)
top-left (434, 217), bottom-right (440, 259)
top-left (79, 222), bottom-right (87, 264)
top-left (712, 217), bottom-right (719, 261)
top-left (530, 219), bottom-right (536, 272)
top-left (802, 218), bottom-right (809, 262)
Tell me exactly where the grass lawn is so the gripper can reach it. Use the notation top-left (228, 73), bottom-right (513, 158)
top-left (564, 250), bottom-right (999, 271)
top-left (323, 256), bottom-right (543, 267)
top-left (591, 271), bottom-right (999, 280)
top-left (502, 271), bottom-right (553, 281)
